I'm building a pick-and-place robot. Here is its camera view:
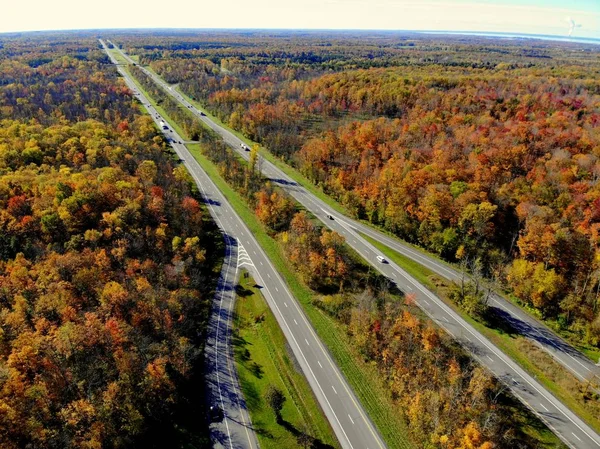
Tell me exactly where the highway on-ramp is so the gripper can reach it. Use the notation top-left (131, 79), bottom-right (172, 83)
top-left (108, 41), bottom-right (600, 449)
top-left (102, 39), bottom-right (386, 449)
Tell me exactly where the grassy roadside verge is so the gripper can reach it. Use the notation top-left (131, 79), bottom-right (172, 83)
top-left (233, 271), bottom-right (339, 449)
top-left (105, 50), bottom-right (342, 447)
top-left (122, 57), bottom-right (413, 444)
top-left (363, 233), bottom-right (600, 437)
top-left (123, 55), bottom-right (564, 447)
top-left (108, 46), bottom-right (129, 65)
top-left (144, 76), bottom-right (348, 215)
top-left (184, 144), bottom-right (414, 449)
top-left (121, 54), bottom-right (573, 447)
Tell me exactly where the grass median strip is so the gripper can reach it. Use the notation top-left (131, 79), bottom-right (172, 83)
top-left (184, 144), bottom-right (414, 449)
top-left (122, 48), bottom-right (598, 449)
top-left (233, 271), bottom-right (339, 449)
top-left (123, 56), bottom-right (578, 448)
top-left (363, 232), bottom-right (600, 439)
top-left (107, 48), bottom-right (191, 140)
top-left (117, 50), bottom-right (414, 448)
top-left (110, 55), bottom-right (343, 447)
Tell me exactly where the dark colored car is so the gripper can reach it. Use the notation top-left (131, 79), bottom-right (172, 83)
top-left (209, 405), bottom-right (224, 422)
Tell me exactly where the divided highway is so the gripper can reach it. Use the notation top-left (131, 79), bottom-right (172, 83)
top-left (108, 40), bottom-right (600, 449)
top-left (350, 223), bottom-right (600, 383)
top-left (102, 39), bottom-right (386, 449)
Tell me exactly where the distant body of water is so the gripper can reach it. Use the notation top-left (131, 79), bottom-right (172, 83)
top-left (420, 31), bottom-right (600, 46)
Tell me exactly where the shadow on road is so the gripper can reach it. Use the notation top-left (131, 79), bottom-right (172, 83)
top-left (201, 197), bottom-right (221, 206)
top-left (491, 305), bottom-right (593, 365)
top-left (269, 177), bottom-right (298, 186)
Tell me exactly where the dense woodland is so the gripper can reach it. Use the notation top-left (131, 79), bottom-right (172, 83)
top-left (1, 29), bottom-right (598, 449)
top-left (187, 98), bottom-right (556, 448)
top-left (118, 31), bottom-right (600, 347)
top-left (0, 34), bottom-right (219, 448)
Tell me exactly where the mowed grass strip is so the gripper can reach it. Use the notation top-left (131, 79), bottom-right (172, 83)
top-left (233, 272), bottom-right (339, 449)
top-left (184, 144), bottom-right (414, 449)
top-left (146, 74), bottom-right (347, 216)
top-left (123, 59), bottom-right (413, 448)
top-left (122, 58), bottom-right (566, 447)
top-left (106, 48), bottom-right (192, 140)
top-left (363, 233), bottom-right (597, 443)
top-left (111, 60), bottom-right (342, 447)
top-left (127, 48), bottom-right (593, 448)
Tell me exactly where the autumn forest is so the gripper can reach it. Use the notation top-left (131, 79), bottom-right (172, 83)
top-left (0, 33), bottom-right (219, 448)
top-left (1, 28), bottom-right (600, 449)
top-left (128, 31), bottom-right (600, 343)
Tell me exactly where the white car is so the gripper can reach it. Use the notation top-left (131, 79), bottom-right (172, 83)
top-left (376, 255), bottom-right (386, 263)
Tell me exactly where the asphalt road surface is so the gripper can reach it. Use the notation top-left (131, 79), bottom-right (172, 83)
top-left (102, 39), bottom-right (387, 449)
top-left (109, 45), bottom-right (600, 388)
top-left (348, 222), bottom-right (600, 384)
top-left (107, 40), bottom-right (600, 449)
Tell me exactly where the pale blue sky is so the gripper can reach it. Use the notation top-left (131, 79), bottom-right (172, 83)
top-left (1, 0), bottom-right (599, 39)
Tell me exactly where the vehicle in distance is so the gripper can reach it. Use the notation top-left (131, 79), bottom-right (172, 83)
top-left (200, 111), bottom-right (206, 116)
top-left (376, 255), bottom-right (387, 263)
top-left (240, 143), bottom-right (250, 151)
top-left (159, 120), bottom-right (168, 130)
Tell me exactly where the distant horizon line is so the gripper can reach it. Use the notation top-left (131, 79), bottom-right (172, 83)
top-left (1, 27), bottom-right (599, 45)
